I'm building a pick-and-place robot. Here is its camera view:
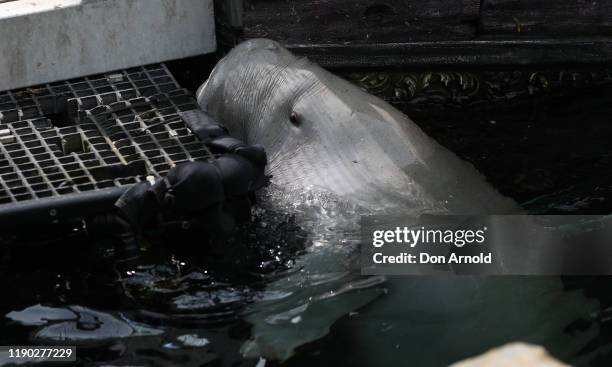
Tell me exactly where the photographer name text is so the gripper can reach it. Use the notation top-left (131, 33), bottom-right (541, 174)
top-left (371, 226), bottom-right (492, 265)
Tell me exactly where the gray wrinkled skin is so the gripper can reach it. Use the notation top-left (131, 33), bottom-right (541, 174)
top-left (198, 40), bottom-right (517, 215)
top-left (196, 40), bottom-right (598, 365)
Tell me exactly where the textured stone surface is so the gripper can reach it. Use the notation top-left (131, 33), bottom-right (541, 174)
top-left (0, 0), bottom-right (216, 90)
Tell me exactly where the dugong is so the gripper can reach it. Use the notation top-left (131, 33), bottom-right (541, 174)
top-left (196, 40), bottom-right (599, 365)
top-left (197, 40), bottom-right (517, 215)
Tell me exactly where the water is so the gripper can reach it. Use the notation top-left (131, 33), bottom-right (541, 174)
top-left (1, 184), bottom-right (610, 366)
top-left (2, 84), bottom-right (612, 366)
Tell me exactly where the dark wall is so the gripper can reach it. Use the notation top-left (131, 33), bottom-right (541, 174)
top-left (243, 0), bottom-right (480, 44)
top-left (242, 0), bottom-right (612, 46)
top-left (480, 0), bottom-right (612, 36)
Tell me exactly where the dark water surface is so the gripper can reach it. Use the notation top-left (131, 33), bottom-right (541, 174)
top-left (2, 82), bottom-right (612, 366)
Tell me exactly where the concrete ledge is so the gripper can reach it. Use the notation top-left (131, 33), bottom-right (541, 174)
top-left (0, 0), bottom-right (216, 90)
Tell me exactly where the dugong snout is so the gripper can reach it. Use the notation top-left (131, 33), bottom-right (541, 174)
top-left (197, 39), bottom-right (304, 141)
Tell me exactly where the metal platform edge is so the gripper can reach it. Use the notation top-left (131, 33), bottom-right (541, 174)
top-left (0, 186), bottom-right (126, 228)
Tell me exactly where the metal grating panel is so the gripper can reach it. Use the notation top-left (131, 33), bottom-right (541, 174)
top-left (0, 64), bottom-right (214, 223)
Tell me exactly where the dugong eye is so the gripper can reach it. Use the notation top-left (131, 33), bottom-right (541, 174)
top-left (289, 111), bottom-right (299, 125)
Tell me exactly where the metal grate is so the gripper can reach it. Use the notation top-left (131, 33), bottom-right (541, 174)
top-left (0, 64), bottom-right (214, 224)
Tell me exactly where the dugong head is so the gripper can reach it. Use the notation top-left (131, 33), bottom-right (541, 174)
top-left (197, 39), bottom-right (518, 214)
top-left (197, 39), bottom-right (326, 151)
